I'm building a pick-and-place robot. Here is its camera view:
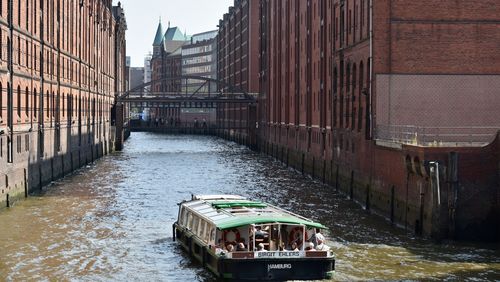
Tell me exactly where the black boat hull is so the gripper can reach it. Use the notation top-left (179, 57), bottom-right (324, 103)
top-left (174, 223), bottom-right (335, 281)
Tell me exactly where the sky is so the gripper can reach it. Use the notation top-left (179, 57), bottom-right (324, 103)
top-left (117, 0), bottom-right (234, 67)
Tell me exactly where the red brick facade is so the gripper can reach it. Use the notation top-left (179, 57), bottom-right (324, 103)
top-left (217, 0), bottom-right (260, 143)
top-left (257, 0), bottom-right (499, 240)
top-left (217, 0), bottom-right (260, 94)
top-left (0, 0), bottom-right (127, 207)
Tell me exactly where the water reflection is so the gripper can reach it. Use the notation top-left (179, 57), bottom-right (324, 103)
top-left (0, 133), bottom-right (498, 281)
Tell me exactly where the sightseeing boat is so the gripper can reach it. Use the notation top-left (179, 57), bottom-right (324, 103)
top-left (173, 195), bottom-right (335, 281)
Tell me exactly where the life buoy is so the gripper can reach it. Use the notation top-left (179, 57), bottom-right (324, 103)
top-left (289, 227), bottom-right (309, 248)
top-left (223, 228), bottom-right (241, 245)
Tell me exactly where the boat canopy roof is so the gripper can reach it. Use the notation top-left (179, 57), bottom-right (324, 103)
top-left (182, 195), bottom-right (326, 230)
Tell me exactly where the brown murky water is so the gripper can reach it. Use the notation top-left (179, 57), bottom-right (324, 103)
top-left (0, 133), bottom-right (498, 281)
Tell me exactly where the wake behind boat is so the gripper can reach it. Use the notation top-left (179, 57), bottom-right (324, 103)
top-left (173, 195), bottom-right (335, 280)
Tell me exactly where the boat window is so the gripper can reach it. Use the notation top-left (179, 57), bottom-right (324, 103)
top-left (187, 212), bottom-right (193, 230)
top-left (183, 209), bottom-right (189, 225)
top-left (179, 207), bottom-right (185, 225)
top-left (204, 224), bottom-right (210, 242)
top-left (199, 220), bottom-right (206, 238)
top-left (193, 217), bottom-right (199, 234)
top-left (204, 224), bottom-right (211, 242)
top-left (209, 228), bottom-right (216, 243)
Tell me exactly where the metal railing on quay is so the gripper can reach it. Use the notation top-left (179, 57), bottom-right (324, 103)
top-left (375, 125), bottom-right (500, 147)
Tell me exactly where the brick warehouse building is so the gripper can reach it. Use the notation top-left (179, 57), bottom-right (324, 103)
top-left (0, 0), bottom-right (127, 208)
top-left (217, 0), bottom-right (260, 144)
top-left (258, 0), bottom-right (499, 241)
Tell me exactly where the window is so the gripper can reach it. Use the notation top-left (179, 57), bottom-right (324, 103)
top-left (17, 86), bottom-right (21, 117)
top-left (187, 212), bottom-right (193, 229)
top-left (33, 89), bottom-right (37, 118)
top-left (26, 0), bottom-right (29, 30)
top-left (352, 64), bottom-right (357, 129)
top-left (51, 92), bottom-right (55, 117)
top-left (25, 87), bottom-right (29, 117)
top-left (17, 37), bottom-right (20, 65)
top-left (0, 29), bottom-right (2, 60)
top-left (192, 217), bottom-right (199, 233)
top-left (46, 91), bottom-right (49, 118)
top-left (0, 82), bottom-right (2, 119)
top-left (17, 135), bottom-right (21, 154)
top-left (358, 62), bottom-right (364, 131)
top-left (25, 134), bottom-right (29, 152)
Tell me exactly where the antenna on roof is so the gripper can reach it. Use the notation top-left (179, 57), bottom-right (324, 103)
top-left (168, 21), bottom-right (171, 28)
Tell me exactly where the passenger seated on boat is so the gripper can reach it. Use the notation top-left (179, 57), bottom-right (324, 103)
top-left (216, 248), bottom-right (226, 256)
top-left (256, 243), bottom-right (267, 252)
top-left (309, 228), bottom-right (325, 247)
top-left (254, 226), bottom-right (269, 239)
top-left (226, 244), bottom-right (235, 252)
top-left (305, 242), bottom-right (315, 251)
top-left (236, 242), bottom-right (246, 251)
top-left (289, 242), bottom-right (299, 251)
top-left (315, 238), bottom-right (330, 251)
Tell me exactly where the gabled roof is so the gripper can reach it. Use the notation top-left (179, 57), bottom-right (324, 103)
top-left (153, 21), bottom-right (165, 46)
top-left (165, 26), bottom-right (189, 41)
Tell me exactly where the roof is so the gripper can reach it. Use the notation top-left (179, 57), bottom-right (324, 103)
top-left (153, 21), bottom-right (165, 46)
top-left (182, 195), bottom-right (326, 230)
top-left (165, 27), bottom-right (188, 41)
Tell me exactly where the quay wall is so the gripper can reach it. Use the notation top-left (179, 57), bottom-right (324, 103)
top-left (0, 125), bottom-right (116, 209)
top-left (213, 127), bottom-right (499, 242)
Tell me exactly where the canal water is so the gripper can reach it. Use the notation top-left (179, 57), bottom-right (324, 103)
top-left (0, 133), bottom-right (498, 281)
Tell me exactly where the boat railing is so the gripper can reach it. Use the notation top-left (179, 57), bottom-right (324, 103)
top-left (221, 250), bottom-right (332, 259)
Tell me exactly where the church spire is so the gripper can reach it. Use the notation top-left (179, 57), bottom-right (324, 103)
top-left (152, 19), bottom-right (165, 46)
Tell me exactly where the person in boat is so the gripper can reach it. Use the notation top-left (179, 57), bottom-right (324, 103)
top-left (290, 242), bottom-right (299, 251)
top-left (256, 243), bottom-right (267, 252)
top-left (309, 228), bottom-right (325, 247)
top-left (226, 244), bottom-right (235, 252)
top-left (305, 242), bottom-right (315, 251)
top-left (254, 226), bottom-right (269, 239)
top-left (214, 239), bottom-right (225, 255)
top-left (236, 242), bottom-right (246, 251)
top-left (315, 238), bottom-right (330, 252)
